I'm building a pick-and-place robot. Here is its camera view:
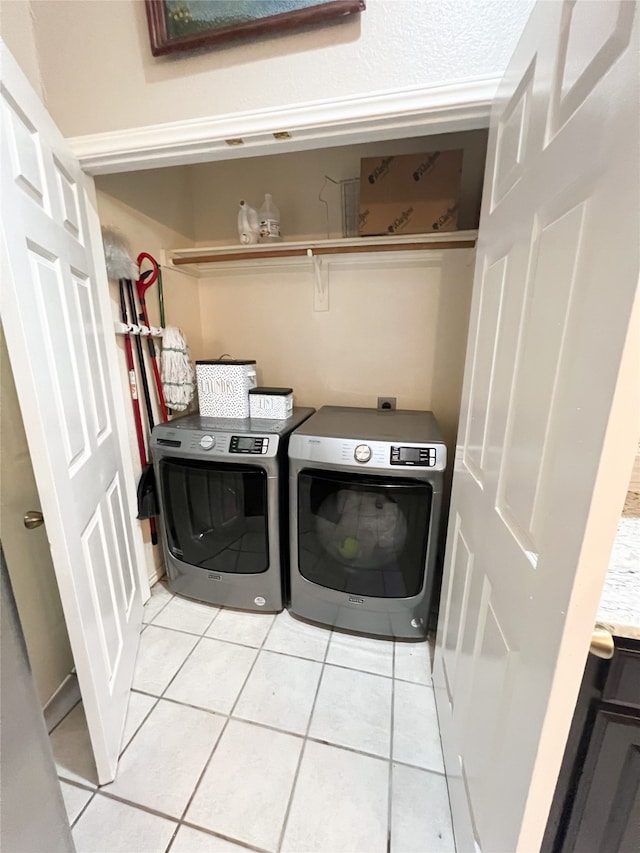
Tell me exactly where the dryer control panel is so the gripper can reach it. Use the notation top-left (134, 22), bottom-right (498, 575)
top-left (230, 435), bottom-right (269, 454)
top-left (390, 446), bottom-right (436, 467)
top-left (288, 434), bottom-right (446, 472)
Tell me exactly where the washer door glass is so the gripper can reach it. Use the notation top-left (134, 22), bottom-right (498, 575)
top-left (297, 469), bottom-right (432, 598)
top-left (160, 458), bottom-right (269, 574)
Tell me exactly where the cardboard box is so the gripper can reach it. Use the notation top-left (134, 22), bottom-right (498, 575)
top-left (358, 150), bottom-right (463, 237)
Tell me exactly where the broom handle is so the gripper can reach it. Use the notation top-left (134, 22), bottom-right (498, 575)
top-left (126, 279), bottom-right (155, 432)
top-left (137, 291), bottom-right (168, 422)
top-left (119, 281), bottom-right (157, 545)
top-left (119, 281), bottom-right (147, 467)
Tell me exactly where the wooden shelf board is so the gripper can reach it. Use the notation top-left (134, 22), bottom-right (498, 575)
top-left (170, 231), bottom-right (478, 266)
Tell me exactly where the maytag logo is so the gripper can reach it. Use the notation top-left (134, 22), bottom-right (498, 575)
top-left (348, 596), bottom-right (365, 605)
top-left (208, 573), bottom-right (222, 581)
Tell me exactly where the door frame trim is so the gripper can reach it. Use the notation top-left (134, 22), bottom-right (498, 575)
top-left (69, 77), bottom-right (498, 174)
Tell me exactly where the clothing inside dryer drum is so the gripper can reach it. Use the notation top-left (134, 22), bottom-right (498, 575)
top-left (315, 490), bottom-right (408, 569)
top-left (297, 470), bottom-right (432, 598)
top-left (160, 458), bottom-right (269, 573)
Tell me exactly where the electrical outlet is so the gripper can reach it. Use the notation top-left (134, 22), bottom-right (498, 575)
top-left (377, 397), bottom-right (396, 410)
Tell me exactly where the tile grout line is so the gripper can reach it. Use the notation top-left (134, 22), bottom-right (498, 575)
top-left (71, 607), bottom-right (443, 849)
top-left (48, 697), bottom-right (83, 737)
top-left (73, 613), bottom-right (318, 851)
top-left (57, 721), bottom-right (441, 801)
top-left (117, 693), bottom-right (162, 760)
top-left (136, 619), bottom-right (432, 688)
top-left (429, 637), bottom-right (458, 844)
top-left (63, 626), bottom-right (438, 830)
top-left (72, 781), bottom-right (264, 851)
top-left (57, 726), bottom-right (443, 803)
top-left (142, 585), bottom-right (174, 625)
top-left (276, 622), bottom-right (334, 853)
top-left (387, 641), bottom-right (397, 853)
top-left (69, 787), bottom-right (98, 830)
top-left (167, 607), bottom-right (284, 850)
top-left (147, 598), bottom-right (223, 637)
top-left (106, 603), bottom-right (225, 784)
top-left (113, 632), bottom-right (207, 767)
top-left (179, 820), bottom-right (271, 853)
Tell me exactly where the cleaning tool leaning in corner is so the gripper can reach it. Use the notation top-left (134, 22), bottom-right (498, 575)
top-left (161, 326), bottom-right (195, 412)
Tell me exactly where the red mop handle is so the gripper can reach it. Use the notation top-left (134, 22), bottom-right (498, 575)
top-left (136, 253), bottom-right (168, 422)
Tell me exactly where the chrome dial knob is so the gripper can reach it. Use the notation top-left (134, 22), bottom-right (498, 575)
top-left (200, 435), bottom-right (215, 450)
top-left (354, 444), bottom-right (372, 463)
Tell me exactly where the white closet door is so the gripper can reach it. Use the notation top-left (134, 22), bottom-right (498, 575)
top-left (433, 2), bottom-right (639, 850)
top-left (0, 43), bottom-right (147, 784)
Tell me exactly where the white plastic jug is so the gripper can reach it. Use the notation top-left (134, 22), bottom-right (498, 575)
top-left (258, 193), bottom-right (281, 243)
top-left (237, 200), bottom-right (259, 244)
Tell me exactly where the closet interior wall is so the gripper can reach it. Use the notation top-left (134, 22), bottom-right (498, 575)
top-left (95, 130), bottom-right (487, 582)
top-left (96, 168), bottom-right (201, 582)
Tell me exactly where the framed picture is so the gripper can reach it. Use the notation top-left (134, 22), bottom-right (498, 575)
top-left (145, 0), bottom-right (366, 57)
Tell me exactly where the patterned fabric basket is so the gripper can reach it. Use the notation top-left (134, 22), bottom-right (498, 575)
top-left (196, 359), bottom-right (257, 418)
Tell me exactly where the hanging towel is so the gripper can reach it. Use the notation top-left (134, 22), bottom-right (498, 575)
top-left (161, 326), bottom-right (195, 412)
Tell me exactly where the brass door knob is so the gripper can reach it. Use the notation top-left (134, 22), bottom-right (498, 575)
top-left (23, 511), bottom-right (44, 530)
top-left (590, 626), bottom-right (614, 659)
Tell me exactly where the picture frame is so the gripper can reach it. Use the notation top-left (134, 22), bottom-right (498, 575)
top-left (144, 0), bottom-right (366, 57)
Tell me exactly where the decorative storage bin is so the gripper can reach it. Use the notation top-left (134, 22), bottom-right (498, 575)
top-left (249, 387), bottom-right (294, 420)
top-left (196, 359), bottom-right (257, 418)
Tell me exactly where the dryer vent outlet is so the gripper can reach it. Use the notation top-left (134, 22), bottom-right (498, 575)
top-left (377, 397), bottom-right (396, 410)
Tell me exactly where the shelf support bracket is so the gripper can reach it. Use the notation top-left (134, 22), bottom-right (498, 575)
top-left (309, 249), bottom-right (329, 312)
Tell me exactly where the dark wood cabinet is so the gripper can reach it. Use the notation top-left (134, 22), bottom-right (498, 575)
top-left (542, 637), bottom-right (640, 853)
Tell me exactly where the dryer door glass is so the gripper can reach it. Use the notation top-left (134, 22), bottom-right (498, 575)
top-left (297, 469), bottom-right (432, 598)
top-left (160, 458), bottom-right (269, 574)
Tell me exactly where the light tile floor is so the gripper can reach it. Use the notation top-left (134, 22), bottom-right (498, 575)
top-left (51, 581), bottom-right (456, 853)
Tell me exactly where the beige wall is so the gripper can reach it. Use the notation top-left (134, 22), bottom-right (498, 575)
top-left (96, 134), bottom-right (479, 455)
top-left (0, 326), bottom-right (74, 705)
top-left (0, 0), bottom-right (43, 98)
top-left (96, 179), bottom-right (201, 581)
top-left (95, 136), bottom-right (478, 581)
top-left (189, 130), bottom-right (488, 245)
top-left (198, 251), bottom-right (474, 453)
top-left (26, 0), bottom-right (533, 138)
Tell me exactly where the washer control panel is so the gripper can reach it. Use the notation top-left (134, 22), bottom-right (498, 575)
top-left (152, 429), bottom-right (277, 458)
top-left (390, 445), bottom-right (436, 467)
top-left (229, 435), bottom-right (269, 454)
top-left (354, 444), bottom-right (372, 463)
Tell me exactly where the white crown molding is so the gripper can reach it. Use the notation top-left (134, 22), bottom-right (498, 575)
top-left (70, 76), bottom-right (498, 175)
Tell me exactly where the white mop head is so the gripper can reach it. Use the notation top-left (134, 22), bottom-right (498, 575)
top-left (161, 326), bottom-right (195, 412)
top-left (102, 226), bottom-right (138, 281)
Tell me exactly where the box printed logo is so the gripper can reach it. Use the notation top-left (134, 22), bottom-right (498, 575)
top-left (432, 203), bottom-right (459, 231)
top-left (368, 157), bottom-right (394, 185)
top-left (387, 207), bottom-right (414, 233)
top-left (413, 151), bottom-right (441, 182)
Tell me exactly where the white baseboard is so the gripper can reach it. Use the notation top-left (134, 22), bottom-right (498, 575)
top-left (148, 562), bottom-right (165, 587)
top-left (43, 672), bottom-right (81, 734)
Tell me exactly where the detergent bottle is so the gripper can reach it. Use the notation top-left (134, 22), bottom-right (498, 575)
top-left (258, 193), bottom-right (281, 242)
top-left (237, 200), bottom-right (259, 244)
